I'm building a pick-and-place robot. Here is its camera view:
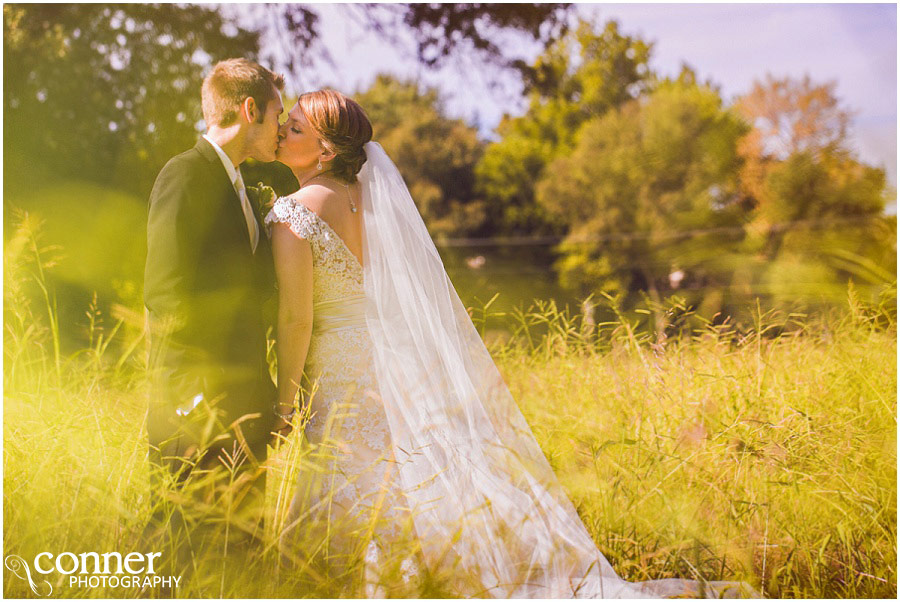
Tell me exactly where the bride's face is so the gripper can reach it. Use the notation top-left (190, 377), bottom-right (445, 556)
top-left (276, 104), bottom-right (324, 170)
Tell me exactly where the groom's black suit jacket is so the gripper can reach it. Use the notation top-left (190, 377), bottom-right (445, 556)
top-left (144, 137), bottom-right (276, 460)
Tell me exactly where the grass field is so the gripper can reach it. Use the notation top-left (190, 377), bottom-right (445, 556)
top-left (3, 218), bottom-right (896, 598)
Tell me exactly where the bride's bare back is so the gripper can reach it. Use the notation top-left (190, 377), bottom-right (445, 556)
top-left (288, 180), bottom-right (363, 267)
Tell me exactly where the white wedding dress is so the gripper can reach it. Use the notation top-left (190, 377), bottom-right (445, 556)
top-left (265, 143), bottom-right (758, 599)
top-left (264, 196), bottom-right (411, 571)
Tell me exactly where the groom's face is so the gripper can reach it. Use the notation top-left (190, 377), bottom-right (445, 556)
top-left (245, 83), bottom-right (284, 163)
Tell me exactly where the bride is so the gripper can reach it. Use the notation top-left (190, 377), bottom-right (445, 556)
top-left (264, 89), bottom-right (757, 599)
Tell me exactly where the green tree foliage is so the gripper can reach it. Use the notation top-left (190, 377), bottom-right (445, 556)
top-left (476, 20), bottom-right (653, 234)
top-left (536, 73), bottom-right (751, 326)
top-left (735, 74), bottom-right (895, 305)
top-left (359, 4), bottom-right (571, 69)
top-left (3, 4), bottom-right (260, 197)
top-left (355, 75), bottom-right (485, 239)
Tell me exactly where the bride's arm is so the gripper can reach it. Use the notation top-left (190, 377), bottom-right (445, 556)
top-left (271, 222), bottom-right (315, 422)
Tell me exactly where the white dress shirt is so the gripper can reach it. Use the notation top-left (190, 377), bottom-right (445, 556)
top-left (202, 134), bottom-right (260, 253)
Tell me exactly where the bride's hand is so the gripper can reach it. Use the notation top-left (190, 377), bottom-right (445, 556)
top-left (273, 416), bottom-right (293, 439)
top-left (272, 402), bottom-right (295, 440)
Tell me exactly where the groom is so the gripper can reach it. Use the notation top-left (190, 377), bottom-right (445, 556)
top-left (144, 58), bottom-right (284, 536)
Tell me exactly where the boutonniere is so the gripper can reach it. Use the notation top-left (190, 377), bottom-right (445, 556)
top-left (246, 182), bottom-right (277, 222)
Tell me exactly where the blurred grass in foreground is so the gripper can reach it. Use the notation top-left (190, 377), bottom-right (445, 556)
top-left (3, 215), bottom-right (896, 598)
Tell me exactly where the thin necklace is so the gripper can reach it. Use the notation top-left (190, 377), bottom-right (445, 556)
top-left (297, 172), bottom-right (357, 213)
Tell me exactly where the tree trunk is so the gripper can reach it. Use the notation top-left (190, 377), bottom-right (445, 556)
top-left (643, 271), bottom-right (667, 341)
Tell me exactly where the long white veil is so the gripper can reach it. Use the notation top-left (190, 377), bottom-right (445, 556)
top-left (358, 141), bottom-right (757, 598)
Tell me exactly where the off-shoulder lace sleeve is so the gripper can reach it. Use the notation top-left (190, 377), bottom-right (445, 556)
top-left (264, 196), bottom-right (317, 240)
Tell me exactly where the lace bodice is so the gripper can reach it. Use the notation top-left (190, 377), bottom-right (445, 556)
top-left (264, 196), bottom-right (364, 304)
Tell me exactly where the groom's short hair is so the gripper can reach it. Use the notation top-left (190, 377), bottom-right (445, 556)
top-left (201, 58), bottom-right (285, 127)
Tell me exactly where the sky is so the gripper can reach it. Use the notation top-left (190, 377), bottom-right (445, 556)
top-left (290, 2), bottom-right (897, 190)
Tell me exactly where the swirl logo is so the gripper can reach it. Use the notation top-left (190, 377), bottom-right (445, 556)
top-left (5, 554), bottom-right (53, 596)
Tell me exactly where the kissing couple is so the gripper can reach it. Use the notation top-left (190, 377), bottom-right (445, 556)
top-left (143, 58), bottom-right (757, 599)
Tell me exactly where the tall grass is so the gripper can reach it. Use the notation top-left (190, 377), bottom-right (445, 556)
top-left (495, 292), bottom-right (896, 598)
top-left (3, 216), bottom-right (896, 598)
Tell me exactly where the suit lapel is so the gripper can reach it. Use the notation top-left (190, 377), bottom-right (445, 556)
top-left (195, 138), bottom-right (254, 253)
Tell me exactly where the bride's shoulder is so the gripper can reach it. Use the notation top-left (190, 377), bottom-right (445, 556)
top-left (270, 193), bottom-right (312, 214)
top-left (265, 194), bottom-right (320, 239)
top-left (280, 184), bottom-right (332, 215)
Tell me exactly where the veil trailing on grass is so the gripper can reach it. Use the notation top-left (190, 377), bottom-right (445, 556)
top-left (358, 141), bottom-right (757, 598)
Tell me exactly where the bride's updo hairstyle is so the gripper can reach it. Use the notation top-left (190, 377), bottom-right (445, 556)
top-left (297, 89), bottom-right (373, 184)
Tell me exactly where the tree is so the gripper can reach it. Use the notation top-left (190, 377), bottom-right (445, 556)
top-left (737, 74), bottom-right (851, 163)
top-left (357, 4), bottom-right (571, 69)
top-left (3, 4), bottom-right (260, 197)
top-left (355, 75), bottom-right (485, 239)
top-left (734, 74), bottom-right (893, 305)
top-left (233, 4), bottom-right (570, 86)
top-left (536, 75), bottom-right (750, 330)
top-left (476, 20), bottom-right (654, 235)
